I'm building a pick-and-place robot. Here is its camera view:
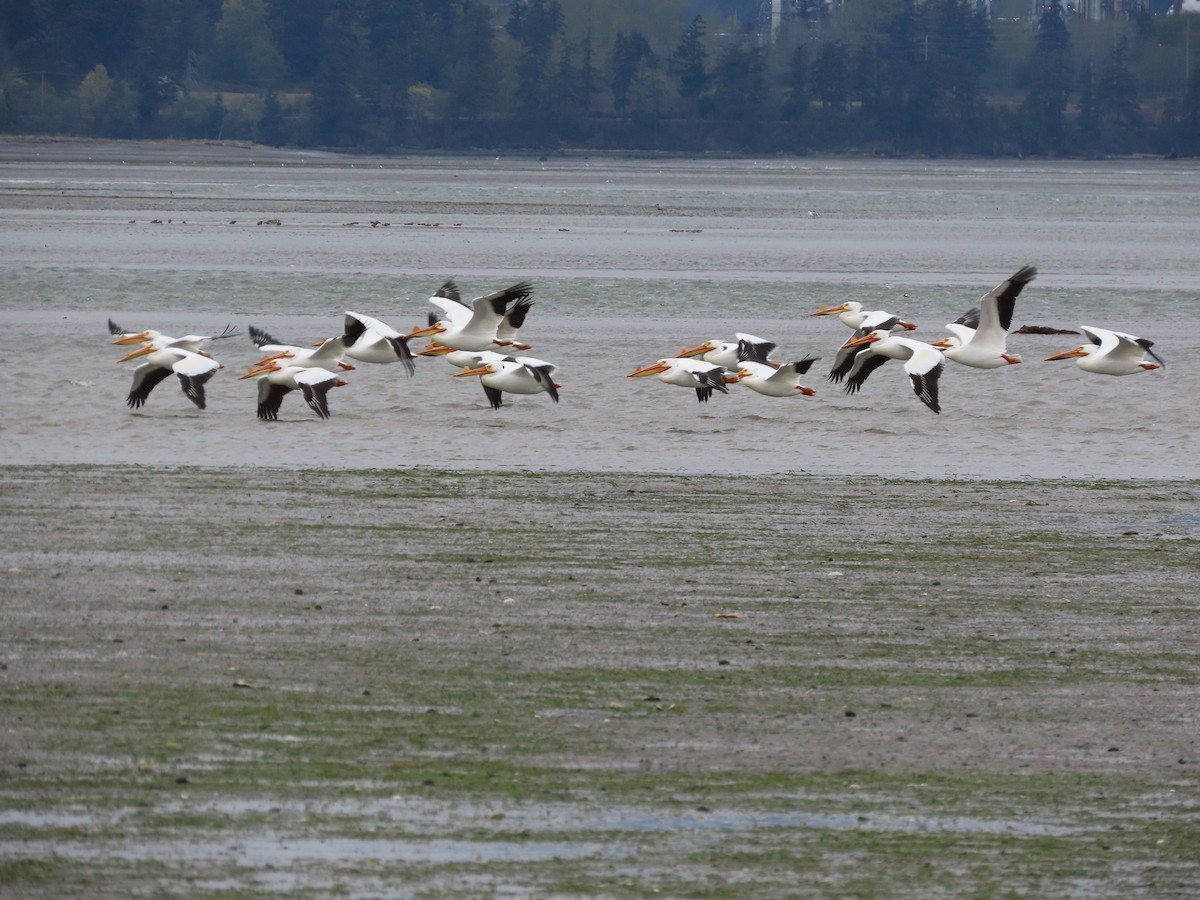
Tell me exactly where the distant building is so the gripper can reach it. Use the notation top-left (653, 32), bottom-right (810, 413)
top-left (1073, 0), bottom-right (1149, 19)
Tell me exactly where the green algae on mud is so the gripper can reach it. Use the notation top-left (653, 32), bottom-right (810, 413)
top-left (1, 466), bottom-right (1198, 897)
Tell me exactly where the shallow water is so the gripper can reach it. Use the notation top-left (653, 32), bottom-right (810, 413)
top-left (3, 142), bottom-right (1197, 478)
top-left (0, 793), bottom-right (1085, 876)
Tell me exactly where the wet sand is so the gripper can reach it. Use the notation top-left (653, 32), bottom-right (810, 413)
top-left (2, 465), bottom-right (1198, 897)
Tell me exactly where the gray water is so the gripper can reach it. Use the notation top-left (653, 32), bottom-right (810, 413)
top-left (2, 141), bottom-right (1196, 478)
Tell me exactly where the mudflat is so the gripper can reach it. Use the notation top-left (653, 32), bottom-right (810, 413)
top-left (2, 466), bottom-right (1198, 897)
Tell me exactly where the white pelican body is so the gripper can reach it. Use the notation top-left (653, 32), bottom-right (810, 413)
top-left (678, 333), bottom-right (776, 369)
top-left (119, 341), bottom-right (222, 410)
top-left (249, 331), bottom-right (354, 374)
top-left (737, 357), bottom-right (819, 397)
top-left (239, 363), bottom-right (347, 419)
top-left (425, 348), bottom-right (511, 369)
top-left (827, 312), bottom-right (920, 383)
top-left (809, 302), bottom-right (918, 332)
top-left (936, 265), bottom-right (1036, 369)
top-left (1045, 326), bottom-right (1165, 376)
top-left (842, 331), bottom-right (945, 414)
top-left (248, 326), bottom-right (355, 372)
top-left (342, 312), bottom-right (416, 374)
top-left (406, 281), bottom-right (534, 351)
top-left (628, 357), bottom-right (735, 403)
top-left (110, 319), bottom-right (239, 354)
top-left (455, 357), bottom-right (560, 410)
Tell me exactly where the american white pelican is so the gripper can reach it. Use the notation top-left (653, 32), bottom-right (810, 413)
top-left (417, 345), bottom-right (510, 369)
top-left (110, 319), bottom-right (239, 353)
top-left (841, 330), bottom-right (945, 414)
top-left (628, 358), bottom-right (736, 403)
top-left (420, 346), bottom-right (550, 406)
top-left (239, 362), bottom-right (347, 419)
top-left (454, 357), bottom-right (560, 410)
top-left (248, 325), bottom-right (356, 372)
top-left (677, 333), bottom-right (777, 369)
top-left (933, 309), bottom-right (980, 352)
top-left (342, 312), bottom-right (416, 374)
top-left (737, 355), bottom-right (820, 397)
top-left (119, 341), bottom-right (223, 410)
top-left (809, 302), bottom-right (918, 332)
top-left (1045, 326), bottom-right (1165, 375)
top-left (405, 281), bottom-right (534, 351)
top-left (931, 265), bottom-right (1036, 368)
top-left (827, 313), bottom-right (921, 383)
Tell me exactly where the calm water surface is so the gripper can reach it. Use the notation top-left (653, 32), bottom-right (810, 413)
top-left (2, 141), bottom-right (1196, 478)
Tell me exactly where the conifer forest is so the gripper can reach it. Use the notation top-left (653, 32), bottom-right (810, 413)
top-left (3, 0), bottom-right (1200, 156)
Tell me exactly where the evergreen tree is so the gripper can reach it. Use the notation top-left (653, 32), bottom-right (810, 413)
top-left (1077, 56), bottom-right (1099, 144)
top-left (1034, 0), bottom-right (1070, 54)
top-left (506, 0), bottom-right (565, 139)
top-left (578, 29), bottom-right (598, 117)
top-left (265, 0), bottom-right (330, 81)
top-left (1175, 64), bottom-right (1200, 155)
top-left (866, 0), bottom-right (925, 147)
top-left (925, 0), bottom-right (994, 150)
top-left (127, 0), bottom-right (217, 125)
top-left (609, 30), bottom-right (653, 112)
top-left (1096, 35), bottom-right (1142, 151)
top-left (258, 90), bottom-right (288, 145)
top-left (780, 43), bottom-right (808, 124)
top-left (671, 16), bottom-right (708, 102)
top-left (446, 1), bottom-right (497, 120)
top-left (550, 38), bottom-right (592, 139)
top-left (1019, 0), bottom-right (1072, 154)
top-left (211, 0), bottom-right (285, 88)
top-left (707, 38), bottom-right (768, 128)
top-left (309, 12), bottom-right (369, 146)
top-left (812, 40), bottom-right (851, 112)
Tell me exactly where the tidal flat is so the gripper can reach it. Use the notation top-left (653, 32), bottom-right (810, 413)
top-left (1, 466), bottom-right (1198, 897)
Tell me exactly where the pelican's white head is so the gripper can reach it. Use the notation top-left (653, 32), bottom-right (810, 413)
top-left (809, 301), bottom-right (861, 318)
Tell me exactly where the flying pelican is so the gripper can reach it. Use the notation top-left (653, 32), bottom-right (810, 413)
top-left (247, 325), bottom-right (356, 371)
top-left (417, 346), bottom-right (509, 369)
top-left (453, 356), bottom-right (560, 410)
top-left (118, 340), bottom-right (223, 410)
top-left (840, 330), bottom-right (945, 414)
top-left (677, 333), bottom-right (778, 369)
top-left (931, 265), bottom-right (1036, 368)
top-left (827, 313), bottom-right (921, 383)
top-left (1044, 326), bottom-right (1165, 375)
top-left (628, 358), bottom-right (736, 403)
top-left (342, 311), bottom-right (416, 375)
top-left (238, 362), bottom-right (348, 419)
top-left (406, 281), bottom-right (534, 351)
top-left (737, 354), bottom-right (820, 398)
top-left (415, 288), bottom-right (536, 352)
top-left (932, 308), bottom-right (981, 353)
top-left (110, 319), bottom-right (240, 353)
top-left (419, 347), bottom-right (528, 405)
top-left (809, 302), bottom-right (918, 332)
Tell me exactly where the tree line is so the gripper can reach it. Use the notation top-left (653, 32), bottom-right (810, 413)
top-left (3, 0), bottom-right (1200, 157)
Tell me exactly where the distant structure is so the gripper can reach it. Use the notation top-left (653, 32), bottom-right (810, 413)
top-left (758, 0), bottom-right (819, 42)
top-left (1033, 0), bottom-right (1153, 18)
top-left (759, 0), bottom-right (1158, 38)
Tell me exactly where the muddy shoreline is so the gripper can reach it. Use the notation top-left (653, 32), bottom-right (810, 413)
top-left (2, 466), bottom-right (1197, 897)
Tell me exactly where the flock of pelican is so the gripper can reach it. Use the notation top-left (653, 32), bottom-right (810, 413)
top-left (110, 280), bottom-right (555, 418)
top-left (631, 264), bottom-right (1164, 414)
top-left (110, 266), bottom-right (1165, 419)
